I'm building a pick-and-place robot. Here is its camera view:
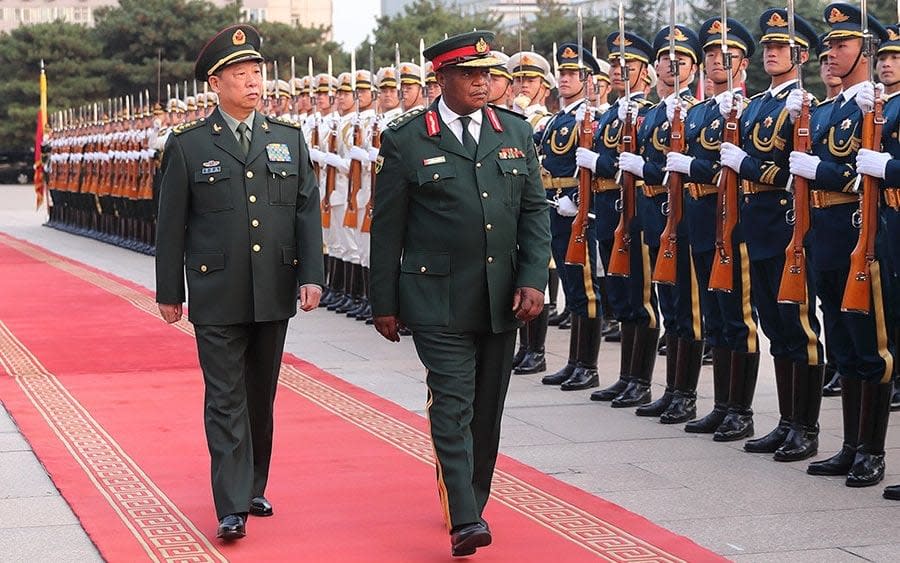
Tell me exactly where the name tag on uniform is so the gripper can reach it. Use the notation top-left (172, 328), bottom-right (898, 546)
top-left (201, 160), bottom-right (221, 174)
top-left (266, 143), bottom-right (292, 162)
top-left (422, 156), bottom-right (446, 166)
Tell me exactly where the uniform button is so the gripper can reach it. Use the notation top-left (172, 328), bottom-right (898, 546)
top-left (420, 266), bottom-right (427, 273)
top-left (252, 244), bottom-right (261, 252)
top-left (246, 170), bottom-right (254, 179)
top-left (208, 176), bottom-right (215, 183)
top-left (487, 256), bottom-right (494, 263)
top-left (482, 192), bottom-right (488, 198)
top-left (251, 219), bottom-right (259, 227)
top-left (512, 168), bottom-right (518, 175)
top-left (744, 196), bottom-right (749, 204)
top-left (486, 223), bottom-right (492, 231)
top-left (476, 162), bottom-right (482, 168)
top-left (200, 264), bottom-right (208, 273)
top-left (292, 259), bottom-right (299, 266)
top-left (433, 173), bottom-right (440, 180)
top-left (249, 195), bottom-right (257, 203)
top-left (281, 170), bottom-right (287, 177)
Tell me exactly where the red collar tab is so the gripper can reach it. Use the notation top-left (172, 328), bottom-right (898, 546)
top-left (425, 110), bottom-right (440, 136)
top-left (485, 106), bottom-right (503, 132)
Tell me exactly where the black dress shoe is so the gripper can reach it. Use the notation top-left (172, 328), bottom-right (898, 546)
top-left (217, 514), bottom-right (246, 540)
top-left (560, 367), bottom-right (599, 391)
top-left (249, 496), bottom-right (273, 517)
top-left (450, 522), bottom-right (492, 557)
top-left (557, 313), bottom-right (572, 330)
top-left (822, 366), bottom-right (842, 396)
top-left (884, 484), bottom-right (900, 500)
top-left (542, 363), bottom-right (575, 385)
top-left (610, 381), bottom-right (651, 408)
top-left (684, 406), bottom-right (727, 433)
top-left (514, 351), bottom-right (546, 374)
top-left (807, 445), bottom-right (856, 476)
top-left (590, 377), bottom-right (628, 401)
top-left (846, 452), bottom-right (885, 487)
top-left (744, 421), bottom-right (791, 453)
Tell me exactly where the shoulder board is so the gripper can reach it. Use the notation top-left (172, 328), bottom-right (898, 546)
top-left (267, 114), bottom-right (302, 129)
top-left (171, 118), bottom-right (205, 136)
top-left (489, 104), bottom-right (526, 120)
top-left (387, 107), bottom-right (426, 131)
top-left (775, 90), bottom-right (792, 100)
top-left (749, 91), bottom-right (766, 101)
top-left (679, 93), bottom-right (699, 106)
top-left (636, 98), bottom-right (653, 107)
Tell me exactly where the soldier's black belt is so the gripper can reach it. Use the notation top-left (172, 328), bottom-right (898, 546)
top-left (885, 188), bottom-right (900, 211)
top-left (684, 183), bottom-right (718, 199)
top-left (741, 180), bottom-right (784, 195)
top-left (810, 190), bottom-right (859, 208)
top-left (641, 184), bottom-right (667, 198)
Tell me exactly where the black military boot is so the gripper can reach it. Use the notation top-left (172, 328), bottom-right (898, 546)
top-left (512, 323), bottom-right (529, 369)
top-left (745, 357), bottom-right (794, 452)
top-left (657, 332), bottom-right (668, 356)
top-left (685, 347), bottom-right (731, 433)
top-left (331, 261), bottom-right (356, 312)
top-left (602, 318), bottom-right (621, 342)
top-left (546, 268), bottom-right (562, 324)
top-left (542, 317), bottom-right (578, 385)
top-left (337, 264), bottom-right (362, 313)
top-left (636, 332), bottom-right (678, 417)
top-left (590, 321), bottom-right (635, 401)
top-left (884, 484), bottom-right (900, 500)
top-left (775, 363), bottom-right (824, 462)
top-left (561, 316), bottom-right (602, 391)
top-left (350, 266), bottom-right (370, 318)
top-left (714, 351), bottom-right (760, 441)
top-left (808, 376), bottom-right (861, 476)
top-left (846, 381), bottom-right (892, 487)
top-left (320, 257), bottom-right (342, 307)
top-left (612, 326), bottom-right (659, 408)
top-left (892, 328), bottom-right (900, 411)
top-left (516, 306), bottom-right (549, 375)
top-left (660, 338), bottom-right (704, 424)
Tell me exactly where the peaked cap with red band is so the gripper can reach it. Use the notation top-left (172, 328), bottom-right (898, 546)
top-left (423, 30), bottom-right (502, 72)
top-left (195, 24), bottom-right (264, 82)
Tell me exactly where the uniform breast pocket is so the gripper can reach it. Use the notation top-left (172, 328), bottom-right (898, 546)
top-left (266, 162), bottom-right (299, 206)
top-left (416, 163), bottom-right (458, 211)
top-left (192, 170), bottom-right (233, 213)
top-left (398, 251), bottom-right (451, 326)
top-left (497, 158), bottom-right (526, 208)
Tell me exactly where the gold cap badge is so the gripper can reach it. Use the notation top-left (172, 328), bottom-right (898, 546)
top-left (475, 37), bottom-right (488, 53)
top-left (828, 8), bottom-right (849, 24)
top-left (708, 20), bottom-right (728, 35)
top-left (612, 34), bottom-right (633, 47)
top-left (767, 12), bottom-right (788, 28)
top-left (232, 29), bottom-right (246, 46)
top-left (667, 28), bottom-right (689, 41)
top-left (561, 46), bottom-right (578, 59)
top-left (889, 28), bottom-right (900, 41)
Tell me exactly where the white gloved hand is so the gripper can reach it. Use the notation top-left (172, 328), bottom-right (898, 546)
top-left (617, 99), bottom-right (637, 122)
top-left (575, 146), bottom-right (600, 171)
top-left (348, 146), bottom-right (369, 162)
top-left (556, 195), bottom-right (579, 217)
top-left (720, 142), bottom-right (748, 172)
top-left (719, 93), bottom-right (744, 119)
top-left (575, 103), bottom-right (594, 123)
top-left (324, 152), bottom-right (349, 173)
top-left (666, 151), bottom-right (693, 174)
top-left (513, 94), bottom-right (531, 113)
top-left (666, 97), bottom-right (687, 123)
top-left (309, 147), bottom-right (326, 165)
top-left (788, 151), bottom-right (820, 180)
top-left (855, 82), bottom-right (884, 113)
top-left (367, 147), bottom-right (380, 162)
top-left (856, 148), bottom-right (891, 179)
top-left (618, 151), bottom-right (645, 178)
top-left (785, 89), bottom-right (806, 123)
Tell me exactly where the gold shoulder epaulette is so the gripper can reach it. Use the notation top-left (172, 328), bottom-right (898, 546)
top-left (172, 118), bottom-right (205, 136)
top-left (387, 107), bottom-right (425, 130)
top-left (267, 114), bottom-right (302, 129)
top-left (637, 98), bottom-right (653, 106)
top-left (750, 91), bottom-right (767, 101)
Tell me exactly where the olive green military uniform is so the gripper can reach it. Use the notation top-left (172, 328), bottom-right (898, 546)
top-left (370, 101), bottom-right (550, 528)
top-left (155, 107), bottom-right (324, 518)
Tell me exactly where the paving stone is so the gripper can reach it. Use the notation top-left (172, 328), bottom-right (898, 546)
top-left (0, 525), bottom-right (102, 562)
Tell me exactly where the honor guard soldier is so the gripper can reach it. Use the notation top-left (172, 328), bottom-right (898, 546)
top-left (593, 59), bottom-right (612, 115)
top-left (663, 17), bottom-right (761, 438)
top-left (721, 9), bottom-right (825, 461)
top-left (617, 24), bottom-right (703, 418)
top-left (370, 31), bottom-right (550, 556)
top-left (488, 51), bottom-right (513, 108)
top-left (787, 3), bottom-right (894, 487)
top-left (376, 66), bottom-right (403, 122)
top-left (399, 62), bottom-right (426, 110)
top-left (155, 24), bottom-right (324, 539)
top-left (425, 61), bottom-right (442, 100)
top-left (576, 31), bottom-right (656, 402)
top-left (538, 43), bottom-right (604, 391)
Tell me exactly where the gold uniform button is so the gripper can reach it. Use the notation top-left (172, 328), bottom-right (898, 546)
top-left (252, 244), bottom-right (261, 252)
top-left (420, 266), bottom-right (427, 273)
top-left (246, 170), bottom-right (254, 179)
top-left (486, 223), bottom-right (492, 231)
top-left (433, 173), bottom-right (440, 180)
top-left (249, 195), bottom-right (257, 203)
top-left (780, 198), bottom-right (788, 206)
top-left (251, 219), bottom-right (260, 227)
top-left (487, 256), bottom-right (494, 263)
top-left (208, 176), bottom-right (215, 183)
top-left (281, 170), bottom-right (287, 177)
top-left (512, 168), bottom-right (518, 175)
top-left (200, 264), bottom-right (208, 273)
top-left (475, 162), bottom-right (482, 168)
top-left (482, 192), bottom-right (488, 198)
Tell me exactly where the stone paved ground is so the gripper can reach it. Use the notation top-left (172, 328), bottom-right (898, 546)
top-left (1, 185), bottom-right (898, 562)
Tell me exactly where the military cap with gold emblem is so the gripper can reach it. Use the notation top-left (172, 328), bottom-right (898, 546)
top-left (337, 72), bottom-right (354, 92)
top-left (424, 62), bottom-right (437, 84)
top-left (398, 62), bottom-right (424, 86)
top-left (207, 91), bottom-right (219, 106)
top-left (595, 59), bottom-right (611, 83)
top-left (355, 69), bottom-right (374, 90)
top-left (185, 96), bottom-right (197, 111)
top-left (699, 17), bottom-right (756, 57)
top-left (489, 51), bottom-right (512, 81)
top-left (422, 30), bottom-right (502, 71)
top-left (645, 63), bottom-right (657, 87)
top-left (194, 24), bottom-right (264, 81)
top-left (376, 66), bottom-right (398, 89)
top-left (652, 25), bottom-right (702, 63)
top-left (508, 51), bottom-right (551, 79)
top-left (314, 73), bottom-right (338, 93)
top-left (289, 76), bottom-right (304, 96)
top-left (274, 79), bottom-right (292, 98)
top-left (606, 31), bottom-right (654, 65)
top-left (758, 8), bottom-right (818, 49)
top-left (822, 3), bottom-right (888, 42)
top-left (555, 42), bottom-right (600, 73)
top-left (879, 24), bottom-right (900, 55)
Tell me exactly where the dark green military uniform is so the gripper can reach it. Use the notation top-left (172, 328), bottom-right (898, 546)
top-left (370, 92), bottom-right (550, 529)
top-left (155, 101), bottom-right (323, 517)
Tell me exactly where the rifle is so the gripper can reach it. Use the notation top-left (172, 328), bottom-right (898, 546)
top-left (841, 0), bottom-right (883, 314)
top-left (708, 0), bottom-right (739, 292)
top-left (321, 55), bottom-right (336, 228)
top-left (608, 0), bottom-right (636, 277)
top-left (362, 44), bottom-right (378, 234)
top-left (653, 5), bottom-right (686, 285)
top-left (308, 57), bottom-right (320, 178)
top-left (345, 51), bottom-right (363, 228)
top-left (565, 8), bottom-right (591, 266)
top-left (777, 0), bottom-right (813, 304)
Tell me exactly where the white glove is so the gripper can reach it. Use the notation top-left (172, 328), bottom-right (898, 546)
top-left (720, 142), bottom-right (748, 172)
top-left (513, 94), bottom-right (531, 113)
top-left (618, 151), bottom-right (645, 178)
top-left (719, 93), bottom-right (744, 119)
top-left (575, 104), bottom-right (593, 123)
top-left (856, 148), bottom-right (891, 179)
top-left (309, 147), bottom-right (326, 165)
top-left (367, 147), bottom-right (380, 162)
top-left (666, 97), bottom-right (687, 123)
top-left (617, 99), bottom-right (637, 122)
top-left (575, 147), bottom-right (600, 171)
top-left (788, 151), bottom-right (820, 180)
top-left (324, 152), bottom-right (349, 173)
top-left (855, 82), bottom-right (884, 113)
top-left (348, 146), bottom-right (369, 162)
top-left (556, 195), bottom-right (579, 217)
top-left (785, 89), bottom-right (805, 123)
top-left (666, 152), bottom-right (693, 174)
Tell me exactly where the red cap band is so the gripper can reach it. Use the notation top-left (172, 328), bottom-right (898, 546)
top-left (431, 45), bottom-right (481, 71)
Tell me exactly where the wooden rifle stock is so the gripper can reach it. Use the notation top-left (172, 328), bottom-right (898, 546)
top-left (777, 93), bottom-right (812, 304)
top-left (708, 105), bottom-right (740, 292)
top-left (361, 125), bottom-right (380, 234)
top-left (343, 120), bottom-right (364, 228)
top-left (653, 102), bottom-right (685, 285)
top-left (565, 104), bottom-right (593, 266)
top-left (841, 98), bottom-right (884, 313)
top-left (608, 105), bottom-right (637, 277)
top-left (320, 123), bottom-right (337, 228)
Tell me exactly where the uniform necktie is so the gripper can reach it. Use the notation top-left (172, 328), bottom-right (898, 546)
top-left (236, 122), bottom-right (251, 156)
top-left (458, 116), bottom-right (477, 158)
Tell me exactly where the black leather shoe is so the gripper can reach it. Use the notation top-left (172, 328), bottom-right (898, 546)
top-left (217, 514), bottom-right (246, 540)
top-left (744, 421), bottom-right (791, 453)
top-left (713, 411), bottom-right (754, 442)
top-left (822, 365), bottom-right (842, 396)
top-left (560, 367), bottom-right (599, 390)
top-left (249, 496), bottom-right (273, 517)
top-left (514, 351), bottom-right (546, 374)
top-left (542, 363), bottom-right (575, 385)
top-left (807, 445), bottom-right (856, 476)
top-left (610, 381), bottom-right (651, 408)
top-left (659, 392), bottom-right (697, 424)
top-left (450, 522), bottom-right (492, 557)
top-left (846, 453), bottom-right (885, 487)
top-left (684, 406), bottom-right (727, 433)
top-left (602, 321), bottom-right (621, 342)
top-left (884, 484), bottom-right (900, 500)
top-left (558, 312), bottom-right (572, 329)
top-left (635, 390), bottom-right (673, 417)
top-left (590, 378), bottom-right (629, 401)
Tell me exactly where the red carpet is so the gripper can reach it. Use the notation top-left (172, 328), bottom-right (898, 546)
top-left (0, 233), bottom-right (724, 562)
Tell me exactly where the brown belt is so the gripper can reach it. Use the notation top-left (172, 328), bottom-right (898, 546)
top-left (592, 178), bottom-right (619, 192)
top-left (885, 188), bottom-right (900, 211)
top-left (685, 183), bottom-right (717, 199)
top-left (542, 176), bottom-right (578, 189)
top-left (741, 180), bottom-right (784, 195)
top-left (641, 184), bottom-right (667, 198)
top-left (810, 190), bottom-right (859, 208)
